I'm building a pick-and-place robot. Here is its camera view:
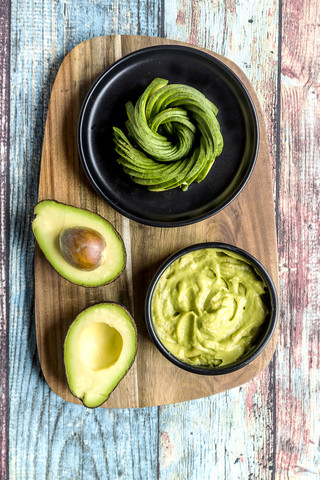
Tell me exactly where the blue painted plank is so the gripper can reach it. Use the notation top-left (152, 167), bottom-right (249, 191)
top-left (159, 1), bottom-right (279, 479)
top-left (0, 0), bottom-right (10, 478)
top-left (8, 1), bottom-right (162, 479)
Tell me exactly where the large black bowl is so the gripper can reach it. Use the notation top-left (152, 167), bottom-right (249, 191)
top-left (145, 243), bottom-right (278, 375)
top-left (78, 45), bottom-right (259, 227)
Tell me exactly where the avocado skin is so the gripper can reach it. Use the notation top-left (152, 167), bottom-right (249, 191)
top-left (64, 302), bottom-right (137, 408)
top-left (32, 200), bottom-right (127, 287)
top-left (113, 78), bottom-right (224, 191)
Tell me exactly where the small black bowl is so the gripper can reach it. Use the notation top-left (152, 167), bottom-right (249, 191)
top-left (145, 242), bottom-right (278, 375)
top-left (78, 45), bottom-right (259, 227)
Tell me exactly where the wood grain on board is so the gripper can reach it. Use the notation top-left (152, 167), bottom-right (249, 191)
top-left (35, 35), bottom-right (279, 409)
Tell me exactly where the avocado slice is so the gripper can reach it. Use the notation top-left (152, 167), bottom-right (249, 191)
top-left (113, 78), bottom-right (223, 191)
top-left (32, 200), bottom-right (126, 287)
top-left (64, 303), bottom-right (137, 408)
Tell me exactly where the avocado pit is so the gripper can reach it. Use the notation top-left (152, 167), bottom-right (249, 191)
top-left (59, 226), bottom-right (106, 271)
top-left (32, 200), bottom-right (126, 287)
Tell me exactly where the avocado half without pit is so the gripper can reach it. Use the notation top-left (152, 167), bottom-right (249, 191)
top-left (64, 303), bottom-right (137, 408)
top-left (32, 200), bottom-right (126, 287)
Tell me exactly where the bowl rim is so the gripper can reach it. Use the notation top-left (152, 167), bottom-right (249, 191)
top-left (77, 44), bottom-right (260, 228)
top-left (145, 242), bottom-right (278, 375)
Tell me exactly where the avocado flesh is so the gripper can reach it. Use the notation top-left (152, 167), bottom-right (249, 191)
top-left (113, 78), bottom-right (223, 191)
top-left (64, 303), bottom-right (137, 408)
top-left (32, 200), bottom-right (126, 287)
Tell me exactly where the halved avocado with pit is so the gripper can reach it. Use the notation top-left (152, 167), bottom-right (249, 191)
top-left (64, 303), bottom-right (137, 408)
top-left (32, 200), bottom-right (126, 287)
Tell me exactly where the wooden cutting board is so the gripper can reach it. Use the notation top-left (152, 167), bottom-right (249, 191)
top-left (35, 35), bottom-right (279, 408)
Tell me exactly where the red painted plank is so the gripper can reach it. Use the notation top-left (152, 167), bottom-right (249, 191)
top-left (276, 0), bottom-right (320, 476)
top-left (0, 0), bottom-right (10, 478)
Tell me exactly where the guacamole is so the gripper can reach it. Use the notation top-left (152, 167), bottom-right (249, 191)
top-left (151, 248), bottom-right (269, 367)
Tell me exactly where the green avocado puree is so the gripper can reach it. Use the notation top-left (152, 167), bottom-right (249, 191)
top-left (151, 248), bottom-right (269, 367)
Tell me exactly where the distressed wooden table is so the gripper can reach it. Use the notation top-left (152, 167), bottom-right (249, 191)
top-left (0, 0), bottom-right (319, 479)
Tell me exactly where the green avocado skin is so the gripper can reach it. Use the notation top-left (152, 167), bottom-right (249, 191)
top-left (64, 303), bottom-right (137, 409)
top-left (151, 248), bottom-right (269, 367)
top-left (32, 200), bottom-right (126, 287)
top-left (113, 78), bottom-right (224, 191)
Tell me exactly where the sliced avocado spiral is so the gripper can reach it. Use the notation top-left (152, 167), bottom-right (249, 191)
top-left (113, 78), bottom-right (223, 191)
